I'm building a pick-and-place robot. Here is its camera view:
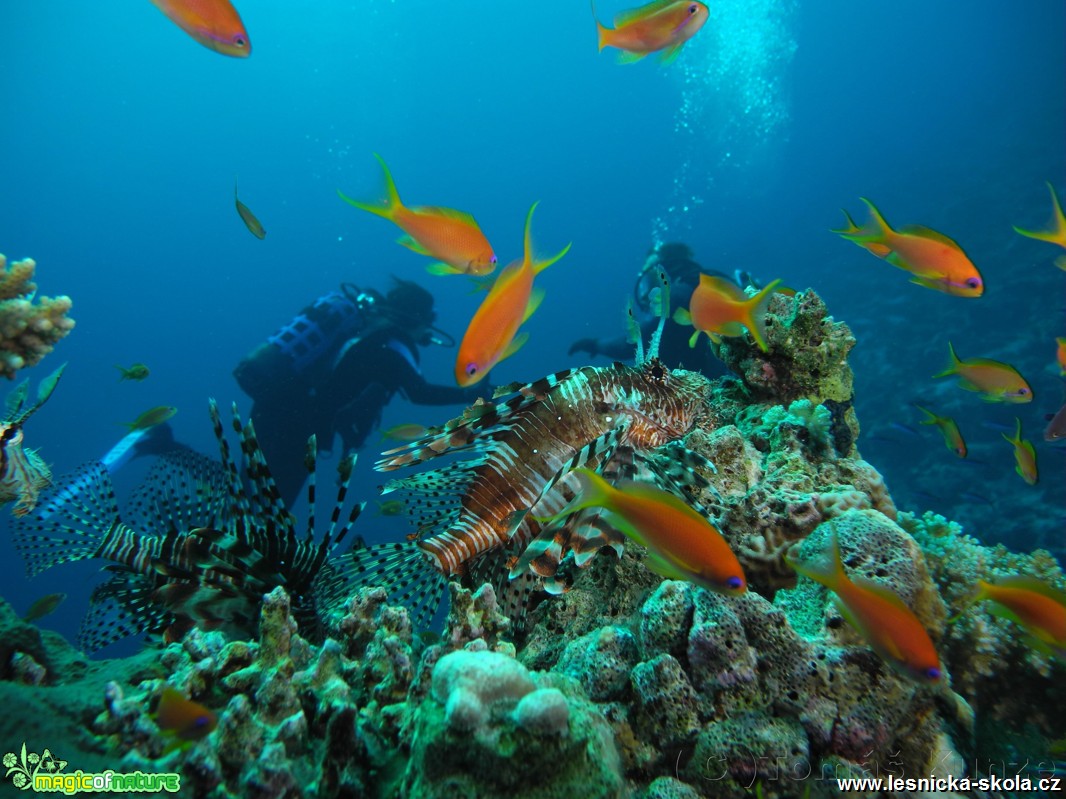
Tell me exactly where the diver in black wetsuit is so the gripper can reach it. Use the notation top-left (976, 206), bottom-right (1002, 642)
top-left (568, 242), bottom-right (736, 376)
top-left (235, 278), bottom-right (482, 506)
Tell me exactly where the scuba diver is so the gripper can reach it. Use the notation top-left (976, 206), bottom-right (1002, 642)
top-left (568, 242), bottom-right (740, 375)
top-left (235, 278), bottom-right (483, 506)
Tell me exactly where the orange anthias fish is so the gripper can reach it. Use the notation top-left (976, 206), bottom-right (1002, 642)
top-left (593, 0), bottom-right (710, 64)
top-left (1002, 417), bottom-right (1038, 485)
top-left (156, 687), bottom-right (217, 741)
top-left (545, 468), bottom-right (746, 595)
top-left (455, 202), bottom-right (570, 387)
top-left (673, 276), bottom-right (782, 353)
top-left (1056, 337), bottom-right (1066, 376)
top-left (339, 154), bottom-right (497, 277)
top-left (786, 536), bottom-right (942, 683)
top-left (1014, 182), bottom-right (1066, 271)
top-left (149, 0), bottom-right (251, 57)
top-left (973, 576), bottom-right (1066, 660)
top-left (933, 342), bottom-right (1033, 403)
top-left (914, 404), bottom-right (966, 458)
top-left (833, 198), bottom-right (984, 297)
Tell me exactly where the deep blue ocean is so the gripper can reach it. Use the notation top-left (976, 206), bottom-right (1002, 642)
top-left (1, 0), bottom-right (1063, 656)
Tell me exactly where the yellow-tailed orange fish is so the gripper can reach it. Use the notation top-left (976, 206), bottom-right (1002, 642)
top-left (149, 0), bottom-right (250, 57)
top-left (914, 404), bottom-right (966, 458)
top-left (339, 154), bottom-right (497, 277)
top-left (543, 468), bottom-right (746, 595)
top-left (834, 198), bottom-right (984, 297)
top-left (673, 276), bottom-right (782, 352)
top-left (1002, 417), bottom-right (1038, 485)
top-left (235, 179), bottom-right (265, 239)
top-left (593, 0), bottom-right (710, 64)
top-left (933, 342), bottom-right (1032, 403)
top-left (156, 687), bottom-right (217, 741)
top-left (115, 363), bottom-right (150, 382)
top-left (1057, 337), bottom-right (1066, 376)
top-left (1014, 182), bottom-right (1066, 271)
top-left (455, 202), bottom-right (570, 387)
top-left (973, 576), bottom-right (1066, 660)
top-left (786, 535), bottom-right (942, 683)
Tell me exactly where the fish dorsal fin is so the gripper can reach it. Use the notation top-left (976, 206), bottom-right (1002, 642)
top-left (411, 205), bottom-right (480, 228)
top-left (616, 0), bottom-right (681, 26)
top-left (899, 225), bottom-right (960, 248)
top-left (851, 574), bottom-right (918, 624)
top-left (699, 274), bottom-right (746, 301)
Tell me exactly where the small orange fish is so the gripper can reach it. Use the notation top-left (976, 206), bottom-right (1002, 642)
top-left (235, 179), bottom-right (265, 239)
top-left (673, 276), bottom-right (782, 352)
top-left (339, 155), bottom-right (497, 277)
top-left (914, 404), bottom-right (966, 458)
top-left (1002, 417), bottom-right (1038, 485)
top-left (1057, 337), bottom-right (1066, 376)
top-left (786, 535), bottom-right (942, 683)
top-left (149, 0), bottom-right (250, 57)
top-left (1014, 182), bottom-right (1066, 271)
top-left (455, 202), bottom-right (570, 387)
top-left (933, 342), bottom-right (1032, 403)
top-left (593, 0), bottom-right (710, 64)
top-left (156, 687), bottom-right (217, 741)
top-left (543, 468), bottom-right (746, 595)
top-left (974, 576), bottom-right (1066, 660)
top-left (834, 198), bottom-right (984, 297)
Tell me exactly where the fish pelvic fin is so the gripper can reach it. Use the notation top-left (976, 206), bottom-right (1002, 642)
top-left (740, 279), bottom-right (782, 353)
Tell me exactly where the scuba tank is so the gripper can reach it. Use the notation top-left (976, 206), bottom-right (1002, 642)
top-left (235, 285), bottom-right (374, 401)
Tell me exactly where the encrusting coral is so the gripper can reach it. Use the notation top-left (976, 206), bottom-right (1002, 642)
top-left (0, 252), bottom-right (74, 380)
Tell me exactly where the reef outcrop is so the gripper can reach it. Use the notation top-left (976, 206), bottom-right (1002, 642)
top-left (0, 252), bottom-right (74, 380)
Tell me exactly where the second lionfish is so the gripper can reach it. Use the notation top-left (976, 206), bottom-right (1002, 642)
top-left (321, 273), bottom-right (722, 628)
top-left (12, 401), bottom-right (365, 652)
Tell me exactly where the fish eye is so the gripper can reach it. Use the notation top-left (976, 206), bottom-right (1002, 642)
top-left (965, 278), bottom-right (980, 288)
top-left (925, 666), bottom-right (941, 681)
top-left (688, 3), bottom-right (698, 12)
top-left (1018, 387), bottom-right (1030, 395)
top-left (726, 576), bottom-right (743, 590)
top-left (491, 255), bottom-right (498, 264)
top-left (465, 363), bottom-right (478, 377)
top-left (233, 35), bottom-right (247, 48)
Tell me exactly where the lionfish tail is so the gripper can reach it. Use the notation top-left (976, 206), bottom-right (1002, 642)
top-left (11, 461), bottom-right (121, 577)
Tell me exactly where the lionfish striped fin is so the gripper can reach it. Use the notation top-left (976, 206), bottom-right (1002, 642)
top-left (11, 462), bottom-right (121, 577)
top-left (375, 368), bottom-right (582, 472)
top-left (124, 450), bottom-right (229, 537)
top-left (313, 540), bottom-right (448, 629)
top-left (632, 442), bottom-right (721, 513)
top-left (78, 570), bottom-right (173, 653)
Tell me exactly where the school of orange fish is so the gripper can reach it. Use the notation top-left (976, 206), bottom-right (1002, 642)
top-left (145, 0), bottom-right (1065, 680)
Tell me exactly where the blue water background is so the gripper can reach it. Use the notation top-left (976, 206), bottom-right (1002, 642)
top-left (0, 0), bottom-right (1063, 654)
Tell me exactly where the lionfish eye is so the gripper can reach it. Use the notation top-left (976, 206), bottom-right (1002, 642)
top-left (650, 362), bottom-right (665, 381)
top-left (466, 364), bottom-right (478, 377)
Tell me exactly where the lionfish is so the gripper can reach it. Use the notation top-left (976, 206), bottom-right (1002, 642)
top-left (12, 401), bottom-right (364, 652)
top-left (0, 363), bottom-right (64, 517)
top-left (319, 272), bottom-right (720, 628)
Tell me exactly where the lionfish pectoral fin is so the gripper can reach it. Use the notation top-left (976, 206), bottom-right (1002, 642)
top-left (503, 508), bottom-right (529, 539)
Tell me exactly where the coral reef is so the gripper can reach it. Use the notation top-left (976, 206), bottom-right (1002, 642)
top-left (1, 287), bottom-right (1061, 799)
top-left (0, 253), bottom-right (74, 380)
